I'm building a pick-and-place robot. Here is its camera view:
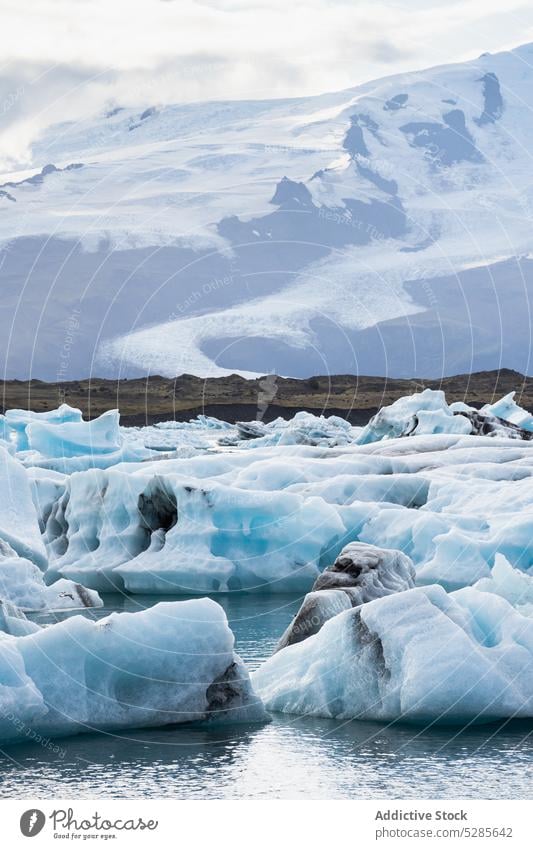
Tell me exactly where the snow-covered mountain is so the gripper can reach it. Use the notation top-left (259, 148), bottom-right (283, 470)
top-left (2, 43), bottom-right (533, 379)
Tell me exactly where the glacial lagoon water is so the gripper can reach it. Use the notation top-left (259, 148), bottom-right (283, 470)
top-left (1, 593), bottom-right (532, 799)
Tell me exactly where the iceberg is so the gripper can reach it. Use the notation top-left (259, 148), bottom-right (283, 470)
top-left (277, 542), bottom-right (415, 649)
top-left (4, 387), bottom-right (529, 596)
top-left (26, 409), bottom-right (122, 458)
top-left (254, 584), bottom-right (533, 725)
top-left (356, 390), bottom-right (471, 443)
top-left (35, 419), bottom-right (533, 594)
top-left (0, 446), bottom-right (102, 612)
top-left (20, 410), bottom-right (158, 473)
top-left (0, 598), bottom-right (265, 744)
top-left (0, 600), bottom-right (40, 636)
top-left (5, 404), bottom-right (83, 451)
top-left (473, 553), bottom-right (533, 616)
top-left (42, 463), bottom-right (351, 592)
top-left (480, 392), bottom-right (533, 432)
top-left (234, 412), bottom-right (357, 448)
top-left (0, 446), bottom-right (47, 569)
top-left (357, 388), bottom-right (533, 444)
top-left (0, 540), bottom-right (102, 612)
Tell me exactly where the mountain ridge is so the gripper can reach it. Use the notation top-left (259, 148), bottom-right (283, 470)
top-left (2, 43), bottom-right (533, 380)
top-left (2, 368), bottom-right (530, 426)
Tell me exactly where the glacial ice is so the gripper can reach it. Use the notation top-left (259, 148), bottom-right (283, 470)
top-left (473, 554), bottom-right (533, 616)
top-left (356, 390), bottom-right (470, 443)
top-left (34, 424), bottom-right (533, 594)
top-left (3, 391), bottom-right (533, 603)
top-left (0, 445), bottom-right (48, 569)
top-left (41, 463), bottom-right (351, 591)
top-left (18, 409), bottom-right (159, 473)
top-left (356, 388), bottom-right (533, 444)
top-left (0, 598), bottom-right (265, 744)
top-left (253, 584), bottom-right (533, 725)
top-left (26, 409), bottom-right (122, 458)
top-left (0, 600), bottom-right (40, 636)
top-left (233, 412), bottom-right (357, 448)
top-left (5, 404), bottom-right (83, 451)
top-left (480, 392), bottom-right (533, 432)
top-left (277, 542), bottom-right (415, 649)
top-left (0, 540), bottom-right (102, 612)
top-left (0, 442), bottom-right (102, 613)
top-left (1, 390), bottom-right (533, 730)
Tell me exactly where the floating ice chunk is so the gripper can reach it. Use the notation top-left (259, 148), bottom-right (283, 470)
top-left (449, 401), bottom-right (474, 413)
top-left (357, 389), bottom-right (472, 443)
top-left (5, 404), bottom-right (82, 451)
top-left (28, 467), bottom-right (67, 531)
top-left (0, 637), bottom-right (46, 734)
top-left (0, 446), bottom-right (47, 569)
top-left (313, 541), bottom-right (415, 595)
top-left (0, 540), bottom-right (102, 612)
top-left (254, 585), bottom-right (533, 725)
top-left (21, 442), bottom-right (156, 474)
top-left (194, 415), bottom-right (233, 430)
top-left (277, 542), bottom-right (415, 650)
top-left (459, 409), bottom-right (533, 440)
top-left (235, 412), bottom-right (356, 448)
top-left (481, 392), bottom-right (533, 432)
top-left (276, 589), bottom-right (353, 651)
top-left (412, 408), bottom-right (472, 436)
top-left (236, 421), bottom-right (267, 440)
top-left (0, 600), bottom-right (40, 636)
top-left (474, 553), bottom-right (533, 615)
top-left (17, 409), bottom-right (160, 472)
top-left (121, 416), bottom-right (230, 454)
top-left (357, 389), bottom-right (533, 444)
top-left (26, 409), bottom-right (122, 458)
top-left (0, 598), bottom-right (266, 744)
top-left (41, 459), bottom-right (354, 592)
top-left (0, 415), bottom-right (13, 446)
top-left (415, 528), bottom-right (493, 590)
top-left (114, 484), bottom-right (351, 594)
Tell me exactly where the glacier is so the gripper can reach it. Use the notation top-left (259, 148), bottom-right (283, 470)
top-left (0, 598), bottom-right (266, 744)
top-left (5, 45), bottom-right (533, 379)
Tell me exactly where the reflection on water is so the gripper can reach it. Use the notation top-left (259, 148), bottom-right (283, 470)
top-left (1, 593), bottom-right (530, 799)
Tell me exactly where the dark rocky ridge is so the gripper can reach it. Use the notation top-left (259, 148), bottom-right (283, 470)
top-left (0, 368), bottom-right (530, 427)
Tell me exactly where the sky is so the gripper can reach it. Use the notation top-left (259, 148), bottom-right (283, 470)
top-left (2, 0), bottom-right (533, 169)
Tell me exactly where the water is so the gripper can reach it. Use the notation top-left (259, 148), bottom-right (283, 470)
top-left (1, 594), bottom-right (532, 799)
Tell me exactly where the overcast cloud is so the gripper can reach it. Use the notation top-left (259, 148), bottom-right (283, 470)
top-left (2, 0), bottom-right (533, 169)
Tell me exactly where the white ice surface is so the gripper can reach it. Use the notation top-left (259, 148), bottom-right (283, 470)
top-left (253, 584), bottom-right (533, 725)
top-left (4, 46), bottom-right (533, 377)
top-left (0, 598), bottom-right (265, 743)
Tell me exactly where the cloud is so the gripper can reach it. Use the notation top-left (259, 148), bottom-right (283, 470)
top-left (1, 0), bottom-right (533, 169)
top-left (369, 40), bottom-right (413, 64)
